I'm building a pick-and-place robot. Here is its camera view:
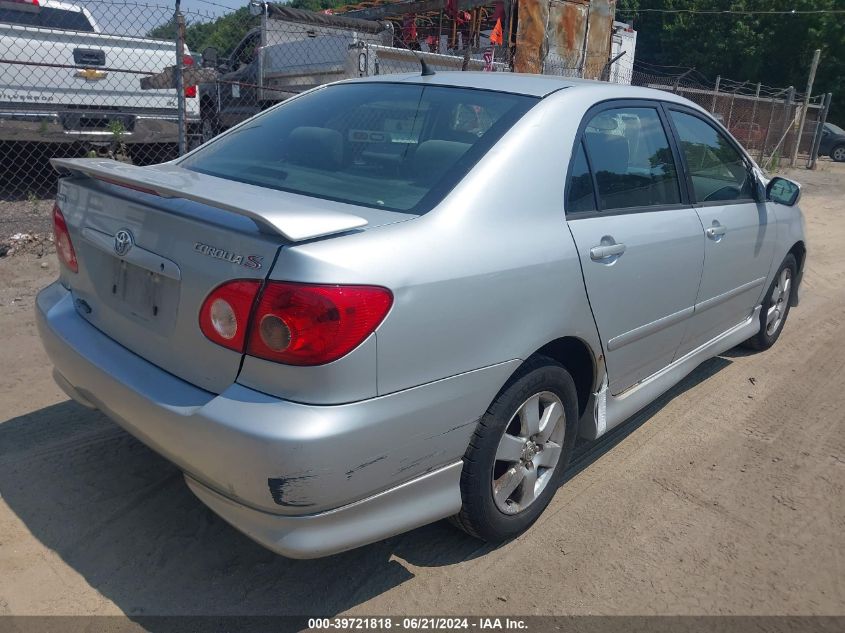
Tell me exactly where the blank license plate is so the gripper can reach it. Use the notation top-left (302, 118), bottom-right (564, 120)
top-left (112, 259), bottom-right (162, 320)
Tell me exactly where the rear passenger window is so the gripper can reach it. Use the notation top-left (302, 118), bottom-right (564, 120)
top-left (567, 142), bottom-right (596, 213)
top-left (583, 107), bottom-right (681, 210)
top-left (669, 110), bottom-right (754, 203)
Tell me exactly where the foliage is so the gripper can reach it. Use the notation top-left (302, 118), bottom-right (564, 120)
top-left (147, 0), bottom-right (348, 57)
top-left (148, 7), bottom-right (257, 57)
top-left (617, 0), bottom-right (845, 123)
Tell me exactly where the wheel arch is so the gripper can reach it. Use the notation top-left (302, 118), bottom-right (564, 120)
top-left (789, 240), bottom-right (806, 271)
top-left (787, 240), bottom-right (806, 306)
top-left (528, 336), bottom-right (598, 418)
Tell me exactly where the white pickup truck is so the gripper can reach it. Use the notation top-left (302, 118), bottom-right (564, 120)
top-left (0, 0), bottom-right (199, 159)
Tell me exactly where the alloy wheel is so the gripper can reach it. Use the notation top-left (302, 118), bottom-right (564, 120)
top-left (766, 267), bottom-right (792, 335)
top-left (492, 391), bottom-right (566, 515)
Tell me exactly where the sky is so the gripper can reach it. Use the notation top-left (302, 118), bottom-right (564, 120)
top-left (80, 0), bottom-right (259, 36)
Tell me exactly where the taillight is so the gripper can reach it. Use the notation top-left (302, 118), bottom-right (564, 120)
top-left (199, 280), bottom-right (392, 365)
top-left (183, 54), bottom-right (197, 98)
top-left (198, 280), bottom-right (261, 352)
top-left (247, 282), bottom-right (392, 365)
top-left (52, 204), bottom-right (78, 273)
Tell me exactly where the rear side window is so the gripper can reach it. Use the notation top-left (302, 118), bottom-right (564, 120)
top-left (669, 110), bottom-right (754, 203)
top-left (181, 83), bottom-right (537, 214)
top-left (0, 5), bottom-right (94, 31)
top-left (567, 141), bottom-right (596, 213)
top-left (582, 107), bottom-right (681, 210)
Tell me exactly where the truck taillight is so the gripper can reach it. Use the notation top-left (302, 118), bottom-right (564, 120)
top-left (198, 281), bottom-right (392, 365)
top-left (183, 54), bottom-right (197, 98)
top-left (52, 204), bottom-right (78, 273)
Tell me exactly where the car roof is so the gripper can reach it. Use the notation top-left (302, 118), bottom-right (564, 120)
top-left (338, 72), bottom-right (709, 109)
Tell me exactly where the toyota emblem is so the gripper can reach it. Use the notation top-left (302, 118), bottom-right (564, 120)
top-left (114, 229), bottom-right (133, 257)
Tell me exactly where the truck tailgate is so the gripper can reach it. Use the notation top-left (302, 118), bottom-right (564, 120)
top-left (0, 24), bottom-right (181, 110)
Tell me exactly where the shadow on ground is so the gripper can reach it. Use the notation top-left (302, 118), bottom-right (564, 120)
top-left (0, 356), bottom-right (731, 617)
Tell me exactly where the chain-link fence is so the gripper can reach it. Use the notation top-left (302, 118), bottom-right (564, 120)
top-left (0, 0), bottom-right (199, 199)
top-left (0, 0), bottom-right (833, 203)
top-left (615, 60), bottom-right (832, 172)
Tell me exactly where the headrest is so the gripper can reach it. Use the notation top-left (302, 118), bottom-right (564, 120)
top-left (286, 126), bottom-right (343, 170)
top-left (412, 140), bottom-right (471, 184)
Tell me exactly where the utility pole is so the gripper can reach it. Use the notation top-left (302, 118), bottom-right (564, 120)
top-left (790, 48), bottom-right (821, 167)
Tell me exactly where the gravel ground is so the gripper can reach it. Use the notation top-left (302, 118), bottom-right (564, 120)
top-left (0, 162), bottom-right (843, 618)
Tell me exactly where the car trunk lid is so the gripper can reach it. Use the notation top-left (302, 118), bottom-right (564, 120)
top-left (51, 160), bottom-right (409, 393)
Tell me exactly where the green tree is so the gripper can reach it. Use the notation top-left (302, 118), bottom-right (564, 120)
top-left (148, 7), bottom-right (257, 57)
top-left (617, 0), bottom-right (844, 122)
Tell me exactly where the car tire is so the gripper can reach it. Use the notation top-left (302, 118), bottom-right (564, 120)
top-left (831, 144), bottom-right (845, 163)
top-left (451, 355), bottom-right (579, 543)
top-left (742, 254), bottom-right (797, 351)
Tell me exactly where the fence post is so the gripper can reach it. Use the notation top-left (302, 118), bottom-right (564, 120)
top-left (710, 75), bottom-right (720, 113)
top-left (790, 48), bottom-right (821, 167)
top-left (776, 86), bottom-right (794, 168)
top-left (174, 0), bottom-right (187, 156)
top-left (726, 81), bottom-right (746, 129)
top-left (749, 81), bottom-right (761, 129)
top-left (758, 93), bottom-right (777, 164)
top-left (807, 92), bottom-right (832, 170)
top-left (672, 67), bottom-right (694, 94)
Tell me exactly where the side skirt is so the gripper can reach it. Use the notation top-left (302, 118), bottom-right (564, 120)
top-left (581, 306), bottom-right (761, 440)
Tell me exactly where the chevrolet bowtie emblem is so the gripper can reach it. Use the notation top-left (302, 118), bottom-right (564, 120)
top-left (75, 68), bottom-right (108, 81)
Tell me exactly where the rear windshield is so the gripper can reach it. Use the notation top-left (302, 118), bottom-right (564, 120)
top-left (0, 5), bottom-right (94, 31)
top-left (181, 82), bottom-right (537, 214)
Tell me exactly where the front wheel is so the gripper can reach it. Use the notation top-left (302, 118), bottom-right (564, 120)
top-left (451, 356), bottom-right (579, 542)
top-left (831, 144), bottom-right (845, 163)
top-left (742, 254), bottom-right (797, 351)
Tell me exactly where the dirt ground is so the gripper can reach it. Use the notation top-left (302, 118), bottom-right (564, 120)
top-left (0, 162), bottom-right (843, 618)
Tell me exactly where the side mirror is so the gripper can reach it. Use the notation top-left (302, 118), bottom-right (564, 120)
top-left (201, 47), bottom-right (218, 68)
top-left (766, 176), bottom-right (801, 206)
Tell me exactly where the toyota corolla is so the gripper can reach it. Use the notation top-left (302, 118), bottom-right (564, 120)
top-left (37, 72), bottom-right (806, 558)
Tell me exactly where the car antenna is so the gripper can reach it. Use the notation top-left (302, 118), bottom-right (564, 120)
top-left (420, 58), bottom-right (435, 77)
top-left (390, 28), bottom-right (435, 77)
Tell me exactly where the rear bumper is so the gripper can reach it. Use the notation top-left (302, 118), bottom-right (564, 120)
top-left (36, 282), bottom-right (516, 557)
top-left (0, 109), bottom-right (199, 144)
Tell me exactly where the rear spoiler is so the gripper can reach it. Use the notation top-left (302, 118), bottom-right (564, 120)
top-left (50, 158), bottom-right (368, 242)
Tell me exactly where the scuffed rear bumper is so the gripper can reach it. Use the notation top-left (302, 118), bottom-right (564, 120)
top-left (36, 282), bottom-right (516, 557)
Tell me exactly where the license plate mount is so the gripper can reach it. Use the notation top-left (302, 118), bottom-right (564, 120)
top-left (111, 258), bottom-right (162, 320)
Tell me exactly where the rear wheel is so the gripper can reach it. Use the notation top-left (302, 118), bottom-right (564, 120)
top-left (451, 356), bottom-right (579, 542)
top-left (742, 254), bottom-right (797, 351)
top-left (832, 144), bottom-right (845, 162)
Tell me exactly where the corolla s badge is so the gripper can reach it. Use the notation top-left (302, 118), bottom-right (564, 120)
top-left (114, 229), bottom-right (133, 256)
top-left (194, 242), bottom-right (263, 269)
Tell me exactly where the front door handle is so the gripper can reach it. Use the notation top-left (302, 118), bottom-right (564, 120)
top-left (590, 243), bottom-right (627, 260)
top-left (705, 225), bottom-right (727, 239)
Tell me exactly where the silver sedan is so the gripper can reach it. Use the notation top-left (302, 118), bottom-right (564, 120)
top-left (37, 72), bottom-right (806, 558)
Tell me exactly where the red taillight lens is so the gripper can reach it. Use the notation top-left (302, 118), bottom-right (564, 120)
top-left (198, 280), bottom-right (261, 352)
top-left (52, 204), bottom-right (78, 273)
top-left (247, 282), bottom-right (392, 366)
top-left (183, 54), bottom-right (197, 98)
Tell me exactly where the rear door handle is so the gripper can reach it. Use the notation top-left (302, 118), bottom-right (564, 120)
top-left (590, 243), bottom-right (627, 260)
top-left (705, 225), bottom-right (727, 239)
